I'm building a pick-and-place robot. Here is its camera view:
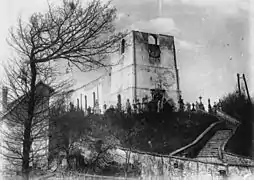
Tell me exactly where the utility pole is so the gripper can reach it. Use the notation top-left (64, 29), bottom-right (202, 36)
top-left (237, 73), bottom-right (241, 96)
top-left (237, 73), bottom-right (251, 102)
top-left (242, 74), bottom-right (251, 103)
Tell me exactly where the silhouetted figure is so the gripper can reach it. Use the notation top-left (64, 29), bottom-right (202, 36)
top-left (191, 103), bottom-right (196, 111)
top-left (199, 103), bottom-right (205, 111)
top-left (208, 99), bottom-right (212, 113)
top-left (69, 102), bottom-right (75, 112)
top-left (142, 96), bottom-right (147, 111)
top-left (161, 98), bottom-right (166, 112)
top-left (133, 99), bottom-right (137, 113)
top-left (103, 104), bottom-right (107, 111)
top-left (117, 94), bottom-right (122, 111)
top-left (213, 102), bottom-right (217, 114)
top-left (178, 95), bottom-right (185, 112)
top-left (87, 106), bottom-right (91, 115)
top-left (136, 99), bottom-right (141, 113)
top-left (126, 99), bottom-right (131, 114)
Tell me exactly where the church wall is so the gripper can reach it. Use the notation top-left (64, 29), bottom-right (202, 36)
top-left (70, 74), bottom-right (112, 112)
top-left (110, 66), bottom-right (133, 101)
top-left (110, 32), bottom-right (134, 72)
top-left (109, 31), bottom-right (135, 105)
top-left (99, 74), bottom-right (111, 109)
top-left (133, 31), bottom-right (179, 104)
top-left (83, 86), bottom-right (99, 109)
top-left (71, 83), bottom-right (99, 110)
top-left (70, 30), bottom-right (180, 112)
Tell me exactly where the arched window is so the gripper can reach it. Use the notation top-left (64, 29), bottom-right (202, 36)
top-left (148, 34), bottom-right (157, 45)
top-left (148, 34), bottom-right (160, 64)
top-left (120, 39), bottom-right (126, 54)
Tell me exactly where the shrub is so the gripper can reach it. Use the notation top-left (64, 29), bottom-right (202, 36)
top-left (219, 90), bottom-right (252, 157)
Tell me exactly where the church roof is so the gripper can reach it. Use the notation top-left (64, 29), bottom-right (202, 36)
top-left (73, 72), bottom-right (110, 92)
top-left (1, 81), bottom-right (54, 118)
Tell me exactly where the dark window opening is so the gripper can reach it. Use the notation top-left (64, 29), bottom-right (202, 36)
top-left (148, 34), bottom-right (160, 63)
top-left (120, 39), bottom-right (126, 54)
top-left (148, 44), bottom-right (161, 59)
top-left (219, 169), bottom-right (227, 177)
top-left (148, 34), bottom-right (158, 45)
top-left (173, 162), bottom-right (178, 168)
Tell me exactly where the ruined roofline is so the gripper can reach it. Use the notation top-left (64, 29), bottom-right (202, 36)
top-left (71, 29), bottom-right (176, 93)
top-left (131, 30), bottom-right (175, 38)
top-left (1, 81), bottom-right (54, 119)
top-left (118, 29), bottom-right (175, 38)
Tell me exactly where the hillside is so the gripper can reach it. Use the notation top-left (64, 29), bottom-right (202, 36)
top-left (219, 91), bottom-right (252, 157)
top-left (103, 109), bottom-right (219, 154)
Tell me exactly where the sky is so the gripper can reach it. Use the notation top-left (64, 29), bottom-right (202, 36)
top-left (0, 0), bottom-right (251, 107)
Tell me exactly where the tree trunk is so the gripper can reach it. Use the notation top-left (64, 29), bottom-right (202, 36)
top-left (125, 150), bottom-right (131, 180)
top-left (22, 61), bottom-right (37, 180)
top-left (66, 150), bottom-right (71, 169)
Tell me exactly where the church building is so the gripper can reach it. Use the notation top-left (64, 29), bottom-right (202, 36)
top-left (70, 30), bottom-right (181, 113)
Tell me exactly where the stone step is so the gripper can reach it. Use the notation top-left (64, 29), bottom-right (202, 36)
top-left (197, 130), bottom-right (232, 158)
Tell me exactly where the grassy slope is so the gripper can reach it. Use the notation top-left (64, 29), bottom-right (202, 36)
top-left (134, 111), bottom-right (218, 154)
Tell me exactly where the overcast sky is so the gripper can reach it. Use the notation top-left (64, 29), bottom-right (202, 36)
top-left (0, 0), bottom-right (251, 106)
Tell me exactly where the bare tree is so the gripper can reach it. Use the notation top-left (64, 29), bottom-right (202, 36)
top-left (0, 57), bottom-right (72, 176)
top-left (49, 104), bottom-right (118, 173)
top-left (3, 0), bottom-right (126, 179)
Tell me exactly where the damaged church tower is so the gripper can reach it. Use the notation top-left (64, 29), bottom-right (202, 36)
top-left (112, 30), bottom-right (181, 107)
top-left (70, 0), bottom-right (181, 111)
top-left (72, 30), bottom-right (181, 112)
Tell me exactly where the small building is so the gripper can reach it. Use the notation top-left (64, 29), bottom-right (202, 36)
top-left (0, 81), bottom-right (54, 173)
top-left (70, 30), bottom-right (181, 113)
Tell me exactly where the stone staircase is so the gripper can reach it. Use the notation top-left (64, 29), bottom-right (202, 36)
top-left (194, 110), bottom-right (240, 162)
top-left (170, 110), bottom-right (254, 165)
top-left (195, 110), bottom-right (254, 165)
top-left (196, 129), bottom-right (232, 158)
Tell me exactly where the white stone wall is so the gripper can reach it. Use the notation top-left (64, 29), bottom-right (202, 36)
top-left (112, 147), bottom-right (254, 180)
top-left (134, 31), bottom-right (179, 104)
top-left (71, 30), bottom-right (180, 111)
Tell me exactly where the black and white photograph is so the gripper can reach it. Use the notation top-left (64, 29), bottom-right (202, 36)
top-left (0, 0), bottom-right (253, 179)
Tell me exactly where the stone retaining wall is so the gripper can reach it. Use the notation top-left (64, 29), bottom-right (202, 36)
top-left (223, 152), bottom-right (254, 166)
top-left (138, 153), bottom-right (254, 180)
top-left (115, 147), bottom-right (254, 180)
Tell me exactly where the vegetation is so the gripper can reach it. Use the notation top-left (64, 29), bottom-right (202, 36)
top-left (219, 90), bottom-right (253, 157)
top-left (47, 90), bottom-right (219, 178)
top-left (104, 107), bottom-right (217, 154)
top-left (2, 0), bottom-right (126, 179)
